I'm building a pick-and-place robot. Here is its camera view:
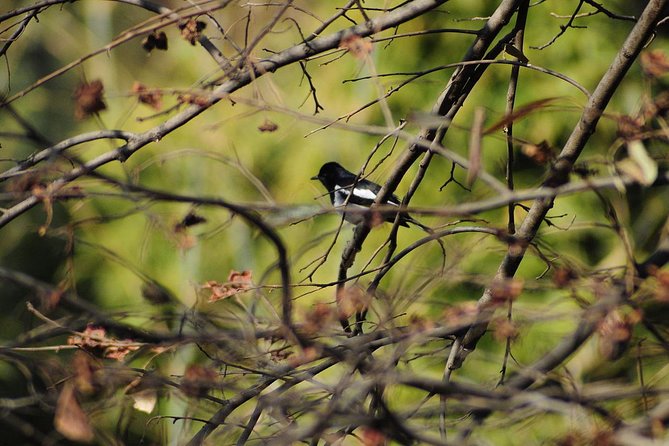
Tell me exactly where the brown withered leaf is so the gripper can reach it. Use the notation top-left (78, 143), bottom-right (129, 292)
top-left (491, 317), bottom-right (519, 342)
top-left (339, 34), bottom-right (373, 59)
top-left (54, 383), bottom-right (94, 443)
top-left (489, 278), bottom-right (523, 305)
top-left (132, 81), bottom-right (163, 110)
top-left (67, 325), bottom-right (139, 361)
top-left (288, 346), bottom-right (320, 368)
top-left (617, 140), bottom-right (658, 186)
top-left (6, 170), bottom-right (46, 196)
top-left (553, 267), bottom-right (577, 288)
top-left (142, 31), bottom-right (168, 52)
top-left (74, 80), bottom-right (106, 120)
top-left (641, 50), bottom-right (669, 78)
top-left (177, 92), bottom-right (210, 106)
top-left (204, 270), bottom-right (253, 302)
top-left (442, 302), bottom-right (478, 327)
top-left (484, 97), bottom-right (559, 135)
top-left (302, 302), bottom-right (336, 336)
top-left (361, 427), bottom-right (386, 446)
top-left (615, 115), bottom-right (645, 140)
top-left (409, 314), bottom-right (436, 332)
top-left (181, 364), bottom-right (218, 397)
top-left (521, 140), bottom-right (554, 165)
top-left (258, 119), bottom-right (279, 132)
top-left (597, 310), bottom-right (636, 360)
top-left (653, 91), bottom-right (669, 118)
top-left (141, 281), bottom-right (173, 305)
top-left (651, 269), bottom-right (669, 302)
top-left (504, 43), bottom-right (529, 63)
top-left (179, 19), bottom-right (206, 45)
top-left (174, 211), bottom-right (207, 230)
top-left (72, 351), bottom-right (99, 395)
top-left (104, 343), bottom-right (139, 361)
top-left (125, 375), bottom-right (161, 414)
top-left (336, 286), bottom-right (371, 320)
top-left (68, 325), bottom-right (107, 351)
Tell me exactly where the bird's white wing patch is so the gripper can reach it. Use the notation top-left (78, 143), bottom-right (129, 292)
top-left (351, 187), bottom-right (377, 200)
top-left (335, 184), bottom-right (400, 206)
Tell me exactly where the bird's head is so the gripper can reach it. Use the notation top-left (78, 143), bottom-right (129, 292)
top-left (311, 162), bottom-right (346, 189)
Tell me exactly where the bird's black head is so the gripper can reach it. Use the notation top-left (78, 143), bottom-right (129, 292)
top-left (311, 162), bottom-right (347, 189)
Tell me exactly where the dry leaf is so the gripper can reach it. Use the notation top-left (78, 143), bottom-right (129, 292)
top-left (130, 390), bottom-right (158, 414)
top-left (616, 115), bottom-right (645, 140)
top-left (258, 119), bottom-right (279, 132)
top-left (142, 31), bottom-right (168, 52)
top-left (54, 383), bottom-right (94, 443)
top-left (177, 92), bottom-right (210, 106)
top-left (141, 281), bottom-right (173, 305)
top-left (339, 34), bottom-right (373, 59)
top-left (409, 314), bottom-right (436, 332)
top-left (442, 302), bottom-right (478, 326)
top-left (617, 140), bottom-right (657, 186)
top-left (521, 140), bottom-right (554, 164)
top-left (504, 43), bottom-right (529, 63)
top-left (132, 81), bottom-right (163, 110)
top-left (125, 375), bottom-right (161, 413)
top-left (553, 267), bottom-right (577, 288)
top-left (489, 278), bottom-right (523, 304)
top-left (72, 351), bottom-right (98, 395)
top-left (641, 50), bottom-right (669, 78)
top-left (336, 286), bottom-right (371, 319)
top-left (67, 325), bottom-right (139, 361)
top-left (74, 80), bottom-right (106, 120)
top-left (491, 317), bottom-right (519, 342)
top-left (302, 302), bottom-right (336, 335)
top-left (288, 346), bottom-right (320, 368)
top-left (205, 270), bottom-right (253, 302)
top-left (174, 211), bottom-right (207, 231)
top-left (484, 97), bottom-right (559, 135)
top-left (597, 310), bottom-right (634, 360)
top-left (361, 427), bottom-right (386, 446)
top-left (179, 19), bottom-right (206, 45)
top-left (182, 364), bottom-right (218, 397)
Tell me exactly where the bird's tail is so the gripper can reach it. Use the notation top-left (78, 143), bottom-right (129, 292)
top-left (406, 215), bottom-right (434, 233)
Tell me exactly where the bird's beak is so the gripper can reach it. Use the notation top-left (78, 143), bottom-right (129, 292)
top-left (310, 175), bottom-right (319, 181)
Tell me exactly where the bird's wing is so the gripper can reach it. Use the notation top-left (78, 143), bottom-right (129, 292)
top-left (354, 179), bottom-right (402, 206)
top-left (334, 180), bottom-right (402, 207)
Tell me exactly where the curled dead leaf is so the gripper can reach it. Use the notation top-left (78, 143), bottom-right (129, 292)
top-left (54, 383), bottom-right (94, 443)
top-left (132, 81), bottom-right (163, 110)
top-left (521, 140), bottom-right (554, 165)
top-left (204, 270), bottom-right (253, 302)
top-left (489, 278), bottom-right (523, 304)
top-left (339, 34), bottom-right (373, 59)
top-left (258, 119), bottom-right (279, 132)
top-left (597, 309), bottom-right (639, 360)
top-left (182, 364), bottom-right (218, 397)
top-left (179, 19), bottom-right (206, 45)
top-left (67, 325), bottom-right (139, 361)
top-left (442, 302), bottom-right (478, 327)
top-left (491, 317), bottom-right (519, 342)
top-left (74, 80), bottom-right (106, 120)
top-left (641, 50), bottom-right (669, 78)
top-left (142, 31), bottom-right (168, 52)
top-left (336, 286), bottom-right (371, 320)
top-left (553, 267), bottom-right (577, 288)
top-left (302, 302), bottom-right (336, 336)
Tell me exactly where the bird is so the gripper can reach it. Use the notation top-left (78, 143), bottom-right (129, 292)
top-left (311, 161), bottom-right (429, 230)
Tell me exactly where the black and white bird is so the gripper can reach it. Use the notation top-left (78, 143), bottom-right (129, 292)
top-left (311, 161), bottom-right (429, 230)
